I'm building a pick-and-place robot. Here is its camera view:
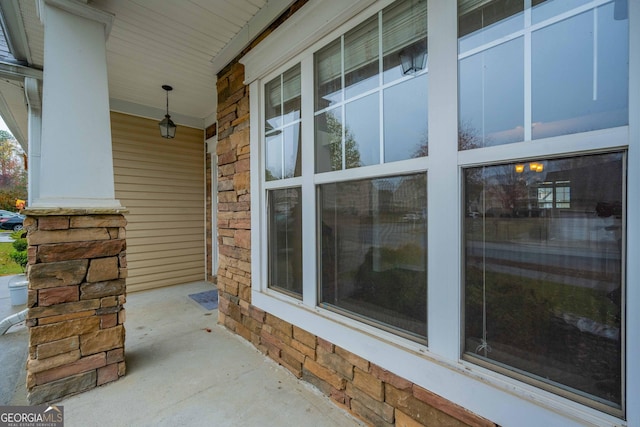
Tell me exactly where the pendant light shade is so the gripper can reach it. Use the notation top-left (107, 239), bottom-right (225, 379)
top-left (159, 85), bottom-right (177, 139)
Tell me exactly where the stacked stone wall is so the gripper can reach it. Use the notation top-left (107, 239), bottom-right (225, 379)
top-left (215, 57), bottom-right (496, 426)
top-left (23, 210), bottom-right (127, 404)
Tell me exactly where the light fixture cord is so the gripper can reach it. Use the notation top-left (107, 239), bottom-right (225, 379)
top-left (476, 170), bottom-right (491, 357)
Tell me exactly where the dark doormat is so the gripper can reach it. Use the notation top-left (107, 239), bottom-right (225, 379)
top-left (188, 290), bottom-right (218, 310)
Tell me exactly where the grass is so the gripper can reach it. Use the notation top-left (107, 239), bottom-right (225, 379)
top-left (0, 239), bottom-right (23, 276)
top-left (466, 267), bottom-right (619, 326)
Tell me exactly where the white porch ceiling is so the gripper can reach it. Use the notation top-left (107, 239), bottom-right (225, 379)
top-left (2, 0), bottom-right (295, 141)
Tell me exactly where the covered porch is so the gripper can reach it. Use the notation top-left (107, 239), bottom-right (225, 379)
top-left (0, 0), bottom-right (272, 407)
top-left (1, 280), bottom-right (363, 426)
top-left (0, 1), bottom-right (638, 426)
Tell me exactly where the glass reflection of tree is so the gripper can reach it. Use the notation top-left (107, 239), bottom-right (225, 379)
top-left (284, 135), bottom-right (302, 179)
top-left (325, 112), bottom-right (361, 170)
top-left (266, 169), bottom-right (277, 181)
top-left (412, 135), bottom-right (428, 158)
top-left (488, 165), bottom-right (528, 216)
top-left (411, 121), bottom-right (484, 159)
top-left (458, 121), bottom-right (483, 151)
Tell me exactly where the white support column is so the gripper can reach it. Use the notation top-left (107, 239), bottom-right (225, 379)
top-left (24, 77), bottom-right (41, 206)
top-left (33, 0), bottom-right (121, 209)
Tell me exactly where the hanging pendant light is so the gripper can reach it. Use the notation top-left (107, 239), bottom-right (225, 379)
top-left (159, 85), bottom-right (177, 139)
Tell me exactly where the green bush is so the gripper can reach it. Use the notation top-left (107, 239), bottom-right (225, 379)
top-left (9, 250), bottom-right (27, 270)
top-left (9, 233), bottom-right (27, 271)
top-left (12, 238), bottom-right (27, 252)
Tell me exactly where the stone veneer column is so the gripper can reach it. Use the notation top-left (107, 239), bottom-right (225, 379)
top-left (216, 61), bottom-right (252, 315)
top-left (23, 209), bottom-right (127, 404)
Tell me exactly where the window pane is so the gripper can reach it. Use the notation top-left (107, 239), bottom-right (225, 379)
top-left (265, 76), bottom-right (282, 131)
top-left (532, 4), bottom-right (629, 139)
top-left (268, 188), bottom-right (303, 297)
top-left (459, 37), bottom-right (524, 149)
top-left (265, 64), bottom-right (302, 180)
top-left (315, 108), bottom-right (343, 173)
top-left (283, 65), bottom-right (302, 125)
top-left (315, 39), bottom-right (342, 111)
top-left (383, 0), bottom-right (428, 83)
top-left (320, 174), bottom-right (427, 339)
top-left (458, 0), bottom-right (524, 53)
top-left (345, 94), bottom-right (378, 168)
top-left (266, 126), bottom-right (301, 181)
top-left (384, 73), bottom-right (428, 161)
top-left (283, 124), bottom-right (302, 179)
top-left (531, 0), bottom-right (591, 25)
top-left (344, 16), bottom-right (379, 99)
top-left (266, 133), bottom-right (283, 181)
top-left (464, 152), bottom-right (624, 408)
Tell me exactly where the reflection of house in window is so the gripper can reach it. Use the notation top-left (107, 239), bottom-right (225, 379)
top-left (537, 180), bottom-right (570, 209)
top-left (537, 185), bottom-right (553, 209)
top-left (555, 181), bottom-right (571, 208)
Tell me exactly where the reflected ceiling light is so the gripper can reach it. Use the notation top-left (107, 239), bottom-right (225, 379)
top-left (400, 43), bottom-right (427, 75)
top-left (515, 164), bottom-right (525, 173)
top-left (526, 162), bottom-right (544, 173)
top-left (159, 85), bottom-right (177, 139)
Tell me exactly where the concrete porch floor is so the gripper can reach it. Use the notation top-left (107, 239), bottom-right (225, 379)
top-left (1, 280), bottom-right (364, 427)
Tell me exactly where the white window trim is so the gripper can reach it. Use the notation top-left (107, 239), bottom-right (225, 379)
top-left (245, 1), bottom-right (640, 426)
top-left (206, 137), bottom-right (218, 275)
top-left (626, 0), bottom-right (640, 425)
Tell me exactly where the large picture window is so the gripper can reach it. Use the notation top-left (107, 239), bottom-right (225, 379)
top-left (319, 174), bottom-right (427, 339)
top-left (458, 0), bottom-right (629, 413)
top-left (463, 152), bottom-right (624, 410)
top-left (249, 0), bottom-right (635, 423)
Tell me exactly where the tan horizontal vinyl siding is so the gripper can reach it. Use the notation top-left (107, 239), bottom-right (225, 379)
top-left (111, 112), bottom-right (205, 293)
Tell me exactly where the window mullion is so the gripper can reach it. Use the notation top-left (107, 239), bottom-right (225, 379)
top-left (524, 0), bottom-right (532, 141)
top-left (378, 11), bottom-right (385, 164)
top-left (280, 74), bottom-right (286, 179)
top-left (426, 0), bottom-right (460, 359)
top-left (301, 55), bottom-right (317, 308)
top-left (341, 36), bottom-right (346, 171)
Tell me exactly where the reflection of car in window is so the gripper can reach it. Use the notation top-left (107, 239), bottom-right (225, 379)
top-left (0, 210), bottom-right (20, 220)
top-left (0, 214), bottom-right (24, 231)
